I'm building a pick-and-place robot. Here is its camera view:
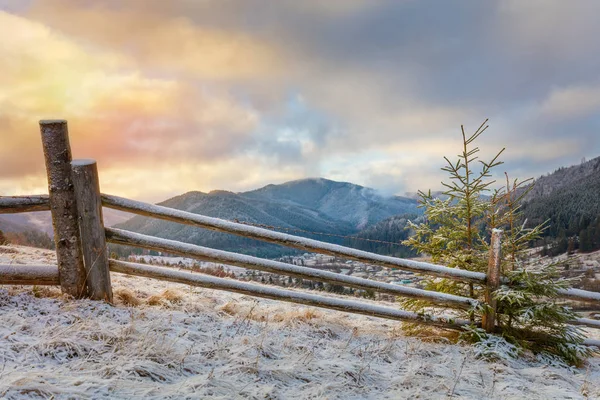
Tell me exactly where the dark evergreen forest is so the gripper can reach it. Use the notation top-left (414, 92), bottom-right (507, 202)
top-left (522, 163), bottom-right (600, 256)
top-left (343, 214), bottom-right (419, 257)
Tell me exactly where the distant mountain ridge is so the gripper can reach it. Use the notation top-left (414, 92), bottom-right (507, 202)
top-left (0, 216), bottom-right (30, 234)
top-left (0, 212), bottom-right (53, 235)
top-left (5, 156), bottom-right (599, 257)
top-left (115, 178), bottom-right (421, 257)
top-left (243, 178), bottom-right (418, 230)
top-left (0, 208), bottom-right (131, 251)
top-left (525, 156), bottom-right (600, 200)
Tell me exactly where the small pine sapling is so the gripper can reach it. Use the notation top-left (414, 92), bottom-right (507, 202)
top-left (402, 120), bottom-right (593, 365)
top-left (402, 120), bottom-right (503, 317)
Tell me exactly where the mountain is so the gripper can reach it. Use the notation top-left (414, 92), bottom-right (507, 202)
top-left (0, 208), bottom-right (132, 236)
top-left (346, 156), bottom-right (600, 258)
top-left (0, 212), bottom-right (53, 235)
top-left (114, 178), bottom-right (420, 258)
top-left (5, 155), bottom-right (600, 258)
top-left (0, 215), bottom-right (54, 249)
top-left (0, 208), bottom-right (131, 250)
top-left (243, 178), bottom-right (418, 230)
top-left (0, 216), bottom-right (30, 234)
top-left (524, 156), bottom-right (600, 201)
top-left (114, 156), bottom-right (597, 260)
top-left (521, 156), bottom-right (600, 254)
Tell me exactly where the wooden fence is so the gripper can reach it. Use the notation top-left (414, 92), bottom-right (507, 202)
top-left (1, 120), bottom-right (599, 347)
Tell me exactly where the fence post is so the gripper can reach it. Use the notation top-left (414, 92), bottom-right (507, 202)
top-left (71, 159), bottom-right (113, 302)
top-left (483, 229), bottom-right (502, 333)
top-left (40, 120), bottom-right (87, 298)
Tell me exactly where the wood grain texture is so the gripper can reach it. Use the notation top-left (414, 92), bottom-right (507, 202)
top-left (0, 264), bottom-right (59, 285)
top-left (101, 194), bottom-right (488, 284)
top-left (483, 229), bottom-right (502, 333)
top-left (109, 259), bottom-right (471, 330)
top-left (72, 160), bottom-right (113, 302)
top-left (40, 120), bottom-right (86, 298)
top-left (105, 227), bottom-right (480, 310)
top-left (0, 195), bottom-right (50, 213)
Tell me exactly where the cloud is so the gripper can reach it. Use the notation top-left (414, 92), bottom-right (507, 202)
top-left (25, 0), bottom-right (281, 81)
top-left (94, 155), bottom-right (312, 201)
top-left (0, 10), bottom-right (262, 197)
top-left (0, 154), bottom-right (310, 201)
top-left (1, 1), bottom-right (600, 200)
top-left (539, 84), bottom-right (600, 120)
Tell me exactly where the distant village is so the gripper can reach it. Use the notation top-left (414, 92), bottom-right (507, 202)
top-left (130, 247), bottom-right (600, 304)
top-left (129, 252), bottom-right (422, 301)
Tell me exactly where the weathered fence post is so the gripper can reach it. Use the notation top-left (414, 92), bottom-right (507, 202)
top-left (72, 159), bottom-right (113, 302)
top-left (483, 229), bottom-right (502, 333)
top-left (40, 120), bottom-right (87, 298)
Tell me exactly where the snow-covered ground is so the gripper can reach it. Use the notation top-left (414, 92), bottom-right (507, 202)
top-left (1, 245), bottom-right (599, 399)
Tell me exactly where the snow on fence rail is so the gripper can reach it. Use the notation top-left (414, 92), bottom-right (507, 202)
top-left (3, 197), bottom-right (597, 305)
top-left (0, 264), bottom-right (59, 285)
top-left (571, 317), bottom-right (600, 330)
top-left (104, 227), bottom-right (480, 310)
top-left (109, 259), bottom-right (471, 330)
top-left (0, 119), bottom-right (599, 340)
top-left (97, 198), bottom-right (600, 304)
top-left (556, 288), bottom-right (600, 303)
top-left (101, 194), bottom-right (488, 284)
top-left (0, 195), bottom-right (50, 213)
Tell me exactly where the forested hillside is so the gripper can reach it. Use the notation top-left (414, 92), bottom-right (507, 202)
top-left (343, 214), bottom-right (419, 257)
top-left (522, 156), bottom-right (600, 255)
top-left (344, 156), bottom-right (600, 258)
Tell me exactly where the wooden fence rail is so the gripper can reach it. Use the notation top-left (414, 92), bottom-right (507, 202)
top-left (101, 228), bottom-right (600, 333)
top-left (109, 259), bottom-right (471, 330)
top-left (0, 264), bottom-right (59, 285)
top-left (101, 194), bottom-right (488, 284)
top-left (556, 288), bottom-right (600, 304)
top-left (105, 227), bottom-right (480, 310)
top-left (0, 195), bottom-right (50, 213)
top-left (571, 317), bottom-right (600, 330)
top-left (99, 196), bottom-right (600, 305)
top-left (2, 189), bottom-right (600, 334)
top-left (0, 119), bottom-right (599, 344)
top-left (6, 193), bottom-right (595, 303)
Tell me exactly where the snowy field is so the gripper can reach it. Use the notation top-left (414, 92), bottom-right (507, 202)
top-left (1, 245), bottom-right (599, 399)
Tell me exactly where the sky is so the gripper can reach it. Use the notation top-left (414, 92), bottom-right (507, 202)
top-left (1, 0), bottom-right (599, 202)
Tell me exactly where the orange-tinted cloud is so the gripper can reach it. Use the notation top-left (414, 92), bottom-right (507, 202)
top-left (0, 10), bottom-right (271, 199)
top-left (25, 0), bottom-right (281, 81)
top-left (2, 1), bottom-right (600, 201)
